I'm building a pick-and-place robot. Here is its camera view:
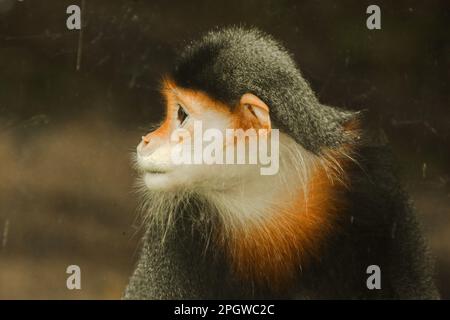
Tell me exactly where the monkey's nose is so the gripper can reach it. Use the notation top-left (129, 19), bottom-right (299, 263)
top-left (142, 135), bottom-right (150, 145)
top-left (137, 134), bottom-right (159, 157)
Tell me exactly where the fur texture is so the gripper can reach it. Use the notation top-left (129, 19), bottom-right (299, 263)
top-left (171, 27), bottom-right (356, 153)
top-left (124, 27), bottom-right (439, 299)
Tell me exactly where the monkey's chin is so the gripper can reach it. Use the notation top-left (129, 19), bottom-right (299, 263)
top-left (142, 172), bottom-right (175, 191)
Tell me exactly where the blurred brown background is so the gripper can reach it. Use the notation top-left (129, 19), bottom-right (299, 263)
top-left (0, 0), bottom-right (448, 299)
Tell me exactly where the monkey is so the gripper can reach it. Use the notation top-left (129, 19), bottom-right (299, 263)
top-left (123, 27), bottom-right (439, 299)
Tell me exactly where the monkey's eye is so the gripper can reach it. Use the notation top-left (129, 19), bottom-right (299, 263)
top-left (177, 104), bottom-right (189, 126)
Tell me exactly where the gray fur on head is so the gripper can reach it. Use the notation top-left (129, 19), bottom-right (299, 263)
top-left (171, 26), bottom-right (356, 153)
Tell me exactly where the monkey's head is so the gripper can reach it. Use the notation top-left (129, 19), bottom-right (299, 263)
top-left (135, 26), bottom-right (357, 198)
top-left (135, 77), bottom-right (274, 192)
top-left (134, 27), bottom-right (360, 287)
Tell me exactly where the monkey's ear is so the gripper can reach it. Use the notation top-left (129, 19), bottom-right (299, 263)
top-left (239, 93), bottom-right (271, 130)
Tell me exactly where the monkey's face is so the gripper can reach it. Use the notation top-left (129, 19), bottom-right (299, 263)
top-left (135, 79), bottom-right (273, 192)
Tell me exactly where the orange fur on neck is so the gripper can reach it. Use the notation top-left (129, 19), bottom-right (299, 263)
top-left (222, 144), bottom-right (356, 291)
